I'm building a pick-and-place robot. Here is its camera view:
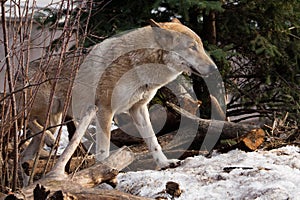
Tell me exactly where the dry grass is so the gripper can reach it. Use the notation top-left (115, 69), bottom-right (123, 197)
top-left (263, 113), bottom-right (299, 150)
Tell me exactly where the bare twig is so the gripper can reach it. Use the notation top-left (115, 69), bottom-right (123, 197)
top-left (1, 2), bottom-right (19, 191)
top-left (28, 0), bottom-right (76, 184)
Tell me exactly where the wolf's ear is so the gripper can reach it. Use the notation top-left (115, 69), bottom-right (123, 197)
top-left (149, 19), bottom-right (179, 49)
top-left (149, 19), bottom-right (162, 28)
top-left (171, 18), bottom-right (182, 24)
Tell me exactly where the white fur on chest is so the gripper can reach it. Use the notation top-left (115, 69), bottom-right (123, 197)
top-left (111, 63), bottom-right (180, 114)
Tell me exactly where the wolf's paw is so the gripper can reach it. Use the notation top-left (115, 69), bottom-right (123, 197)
top-left (160, 159), bottom-right (181, 170)
top-left (44, 130), bottom-right (56, 147)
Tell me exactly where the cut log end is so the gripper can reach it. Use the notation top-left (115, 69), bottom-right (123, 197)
top-left (240, 128), bottom-right (265, 151)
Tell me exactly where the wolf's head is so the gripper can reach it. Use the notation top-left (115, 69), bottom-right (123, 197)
top-left (149, 18), bottom-right (217, 76)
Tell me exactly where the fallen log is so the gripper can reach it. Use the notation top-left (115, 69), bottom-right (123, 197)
top-left (163, 102), bottom-right (264, 153)
top-left (166, 102), bottom-right (260, 139)
top-left (219, 128), bottom-right (265, 153)
top-left (10, 106), bottom-right (142, 200)
top-left (9, 181), bottom-right (151, 200)
top-left (21, 155), bottom-right (96, 177)
top-left (10, 147), bottom-right (138, 200)
top-left (110, 102), bottom-right (261, 151)
top-left (31, 183), bottom-right (151, 200)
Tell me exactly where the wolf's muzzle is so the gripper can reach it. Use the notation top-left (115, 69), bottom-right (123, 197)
top-left (191, 64), bottom-right (218, 77)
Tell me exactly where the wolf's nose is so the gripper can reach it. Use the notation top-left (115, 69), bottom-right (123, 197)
top-left (209, 64), bottom-right (218, 73)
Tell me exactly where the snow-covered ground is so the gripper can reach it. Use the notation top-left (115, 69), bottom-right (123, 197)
top-left (115, 146), bottom-right (300, 200)
top-left (50, 127), bottom-right (300, 199)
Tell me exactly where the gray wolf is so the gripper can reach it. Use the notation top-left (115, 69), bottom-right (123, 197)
top-left (14, 18), bottom-right (217, 182)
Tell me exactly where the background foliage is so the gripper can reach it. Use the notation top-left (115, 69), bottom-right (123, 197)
top-left (74, 0), bottom-right (299, 122)
top-left (38, 0), bottom-right (300, 121)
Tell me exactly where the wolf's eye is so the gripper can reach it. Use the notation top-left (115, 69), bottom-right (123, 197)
top-left (190, 44), bottom-right (198, 51)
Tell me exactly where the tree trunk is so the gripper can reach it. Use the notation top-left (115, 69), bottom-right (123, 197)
top-left (202, 10), bottom-right (217, 45)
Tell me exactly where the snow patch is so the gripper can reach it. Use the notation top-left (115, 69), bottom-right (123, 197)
top-left (116, 146), bottom-right (300, 199)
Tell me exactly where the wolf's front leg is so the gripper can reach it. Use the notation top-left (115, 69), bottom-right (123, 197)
top-left (129, 104), bottom-right (180, 168)
top-left (95, 108), bottom-right (113, 161)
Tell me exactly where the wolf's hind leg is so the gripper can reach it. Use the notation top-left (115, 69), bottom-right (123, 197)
top-left (21, 119), bottom-right (55, 162)
top-left (20, 119), bottom-right (56, 186)
top-left (95, 107), bottom-right (113, 161)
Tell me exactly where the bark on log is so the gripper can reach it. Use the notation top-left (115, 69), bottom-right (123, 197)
top-left (20, 155), bottom-right (95, 178)
top-left (111, 102), bottom-right (260, 151)
top-left (12, 147), bottom-right (136, 200)
top-left (162, 102), bottom-right (263, 153)
top-left (11, 106), bottom-right (139, 200)
top-left (166, 102), bottom-right (260, 139)
top-left (11, 182), bottom-right (151, 200)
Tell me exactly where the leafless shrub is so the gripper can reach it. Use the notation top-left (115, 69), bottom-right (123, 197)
top-left (0, 0), bottom-right (91, 191)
